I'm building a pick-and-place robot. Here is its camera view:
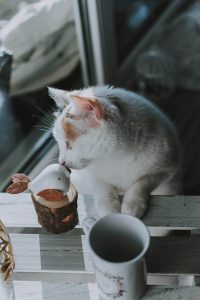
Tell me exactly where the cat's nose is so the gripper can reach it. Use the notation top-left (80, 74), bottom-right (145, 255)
top-left (59, 160), bottom-right (66, 166)
top-left (59, 160), bottom-right (72, 173)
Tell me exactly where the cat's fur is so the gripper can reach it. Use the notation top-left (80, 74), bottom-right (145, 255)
top-left (50, 85), bottom-right (181, 218)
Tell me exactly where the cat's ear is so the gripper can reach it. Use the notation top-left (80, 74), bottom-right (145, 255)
top-left (70, 95), bottom-right (104, 125)
top-left (48, 87), bottom-right (69, 108)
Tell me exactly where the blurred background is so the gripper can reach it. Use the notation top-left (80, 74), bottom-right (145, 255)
top-left (0, 0), bottom-right (199, 195)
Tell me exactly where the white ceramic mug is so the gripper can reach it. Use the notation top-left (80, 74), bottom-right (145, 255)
top-left (83, 213), bottom-right (150, 300)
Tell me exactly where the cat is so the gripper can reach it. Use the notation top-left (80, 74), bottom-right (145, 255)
top-left (49, 85), bottom-right (181, 218)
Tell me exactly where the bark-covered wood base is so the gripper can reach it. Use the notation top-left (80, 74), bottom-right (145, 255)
top-left (31, 185), bottom-right (78, 234)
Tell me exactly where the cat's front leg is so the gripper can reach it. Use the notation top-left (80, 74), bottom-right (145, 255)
top-left (71, 170), bottom-right (120, 216)
top-left (94, 182), bottom-right (121, 217)
top-left (121, 173), bottom-right (166, 218)
top-left (122, 188), bottom-right (147, 218)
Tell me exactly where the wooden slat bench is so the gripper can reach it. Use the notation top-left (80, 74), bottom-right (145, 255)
top-left (1, 193), bottom-right (200, 299)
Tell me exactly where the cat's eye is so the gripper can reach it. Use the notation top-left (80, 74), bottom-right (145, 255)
top-left (65, 140), bottom-right (72, 150)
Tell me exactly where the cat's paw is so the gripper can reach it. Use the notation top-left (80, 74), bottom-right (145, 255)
top-left (121, 198), bottom-right (147, 218)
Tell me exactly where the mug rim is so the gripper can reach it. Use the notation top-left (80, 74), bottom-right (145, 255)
top-left (88, 213), bottom-right (150, 265)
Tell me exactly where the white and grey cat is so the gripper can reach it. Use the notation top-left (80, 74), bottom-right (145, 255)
top-left (49, 85), bottom-right (181, 218)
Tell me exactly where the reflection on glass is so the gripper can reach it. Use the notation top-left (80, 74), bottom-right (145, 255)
top-left (135, 46), bottom-right (176, 99)
top-left (132, 0), bottom-right (200, 193)
top-left (113, 0), bottom-right (171, 64)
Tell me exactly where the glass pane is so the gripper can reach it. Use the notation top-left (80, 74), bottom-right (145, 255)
top-left (131, 1), bottom-right (200, 194)
top-left (0, 0), bottom-right (83, 189)
top-left (113, 0), bottom-right (172, 65)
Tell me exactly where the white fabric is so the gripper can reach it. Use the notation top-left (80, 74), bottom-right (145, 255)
top-left (0, 0), bottom-right (79, 95)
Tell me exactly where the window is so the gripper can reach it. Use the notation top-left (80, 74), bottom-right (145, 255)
top-left (0, 0), bottom-right (83, 190)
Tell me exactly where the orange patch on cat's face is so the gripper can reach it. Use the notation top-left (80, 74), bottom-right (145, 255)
top-left (62, 117), bottom-right (79, 141)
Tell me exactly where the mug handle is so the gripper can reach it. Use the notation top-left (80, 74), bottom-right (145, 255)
top-left (82, 217), bottom-right (96, 235)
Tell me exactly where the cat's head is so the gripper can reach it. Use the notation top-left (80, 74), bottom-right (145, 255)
top-left (49, 86), bottom-right (119, 169)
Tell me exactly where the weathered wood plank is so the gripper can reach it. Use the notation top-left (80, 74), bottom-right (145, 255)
top-left (143, 196), bottom-right (200, 229)
top-left (0, 281), bottom-right (99, 300)
top-left (2, 193), bottom-right (200, 298)
top-left (2, 280), bottom-right (200, 300)
top-left (81, 234), bottom-right (200, 277)
top-left (147, 236), bottom-right (200, 275)
top-left (13, 270), bottom-right (95, 283)
top-left (10, 233), bottom-right (85, 272)
top-left (78, 194), bottom-right (200, 230)
top-left (0, 193), bottom-right (39, 229)
top-left (9, 233), bottom-right (200, 281)
top-left (1, 193), bottom-right (200, 230)
top-left (0, 193), bottom-right (81, 232)
top-left (143, 286), bottom-right (200, 300)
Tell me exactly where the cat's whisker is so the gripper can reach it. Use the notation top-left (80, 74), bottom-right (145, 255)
top-left (32, 113), bottom-right (41, 119)
top-left (80, 159), bottom-right (113, 165)
top-left (40, 113), bottom-right (55, 123)
top-left (39, 120), bottom-right (53, 128)
top-left (40, 115), bottom-right (55, 126)
top-left (36, 118), bottom-right (52, 125)
top-left (34, 124), bottom-right (52, 130)
top-left (34, 104), bottom-right (54, 116)
top-left (33, 105), bottom-right (56, 124)
top-left (34, 128), bottom-right (53, 134)
top-left (32, 113), bottom-right (55, 132)
top-left (33, 126), bottom-right (54, 135)
top-left (46, 158), bottom-right (59, 164)
top-left (48, 104), bottom-right (57, 113)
